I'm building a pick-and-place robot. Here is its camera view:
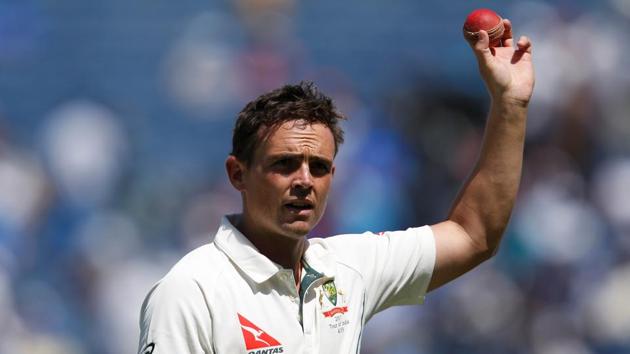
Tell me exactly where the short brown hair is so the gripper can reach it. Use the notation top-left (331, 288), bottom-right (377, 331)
top-left (231, 81), bottom-right (345, 165)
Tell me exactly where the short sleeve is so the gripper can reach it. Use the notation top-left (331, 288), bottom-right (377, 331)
top-left (138, 274), bottom-right (214, 354)
top-left (331, 226), bottom-right (436, 320)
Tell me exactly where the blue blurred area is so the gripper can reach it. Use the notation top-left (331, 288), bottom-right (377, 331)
top-left (2, 0), bottom-right (630, 353)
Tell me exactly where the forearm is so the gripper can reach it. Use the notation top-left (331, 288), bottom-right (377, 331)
top-left (448, 97), bottom-right (527, 256)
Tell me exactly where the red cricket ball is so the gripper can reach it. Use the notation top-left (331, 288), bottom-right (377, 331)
top-left (463, 9), bottom-right (505, 47)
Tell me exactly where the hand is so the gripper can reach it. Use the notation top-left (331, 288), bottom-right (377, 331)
top-left (467, 19), bottom-right (535, 106)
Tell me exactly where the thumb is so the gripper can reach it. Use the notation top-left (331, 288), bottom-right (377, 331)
top-left (471, 30), bottom-right (493, 64)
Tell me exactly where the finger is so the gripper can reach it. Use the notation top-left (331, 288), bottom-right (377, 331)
top-left (463, 28), bottom-right (479, 47)
top-left (473, 30), bottom-right (494, 59)
top-left (516, 35), bottom-right (532, 54)
top-left (511, 36), bottom-right (533, 64)
top-left (501, 19), bottom-right (514, 48)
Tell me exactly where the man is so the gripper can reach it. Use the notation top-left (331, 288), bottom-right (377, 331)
top-left (138, 19), bottom-right (534, 354)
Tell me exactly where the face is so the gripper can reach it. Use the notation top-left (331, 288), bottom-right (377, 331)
top-left (231, 120), bottom-right (336, 239)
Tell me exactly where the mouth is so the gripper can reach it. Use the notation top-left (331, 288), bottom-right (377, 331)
top-left (283, 200), bottom-right (315, 214)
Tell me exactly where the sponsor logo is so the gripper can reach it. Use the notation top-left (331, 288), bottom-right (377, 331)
top-left (141, 343), bottom-right (155, 354)
top-left (323, 306), bottom-right (349, 318)
top-left (322, 280), bottom-right (337, 306)
top-left (238, 313), bottom-right (284, 354)
top-left (245, 349), bottom-right (284, 354)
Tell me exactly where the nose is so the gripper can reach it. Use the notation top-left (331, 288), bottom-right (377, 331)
top-left (292, 162), bottom-right (314, 191)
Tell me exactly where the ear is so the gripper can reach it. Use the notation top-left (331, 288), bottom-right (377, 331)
top-left (226, 155), bottom-right (247, 191)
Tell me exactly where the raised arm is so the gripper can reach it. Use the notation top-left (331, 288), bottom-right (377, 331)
top-left (428, 19), bottom-right (535, 291)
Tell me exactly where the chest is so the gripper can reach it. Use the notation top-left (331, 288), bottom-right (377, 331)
top-left (209, 268), bottom-right (366, 354)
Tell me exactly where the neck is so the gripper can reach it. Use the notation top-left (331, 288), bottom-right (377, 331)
top-left (230, 214), bottom-right (307, 283)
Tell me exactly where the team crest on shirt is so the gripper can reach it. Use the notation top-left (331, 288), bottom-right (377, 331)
top-left (322, 280), bottom-right (337, 306)
top-left (319, 281), bottom-right (350, 334)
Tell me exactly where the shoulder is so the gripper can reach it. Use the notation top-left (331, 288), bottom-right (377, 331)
top-left (142, 243), bottom-right (226, 310)
top-left (169, 243), bottom-right (225, 279)
top-left (316, 226), bottom-right (434, 250)
top-left (309, 226), bottom-right (435, 268)
top-left (139, 245), bottom-right (218, 353)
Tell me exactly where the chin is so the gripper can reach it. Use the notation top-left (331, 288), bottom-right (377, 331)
top-left (281, 221), bottom-right (314, 238)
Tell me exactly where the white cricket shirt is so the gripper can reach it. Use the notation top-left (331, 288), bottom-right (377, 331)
top-left (138, 216), bottom-right (436, 354)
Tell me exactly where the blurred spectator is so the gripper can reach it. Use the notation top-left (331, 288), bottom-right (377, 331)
top-left (41, 99), bottom-right (127, 209)
top-left (0, 142), bottom-right (49, 255)
top-left (161, 11), bottom-right (243, 118)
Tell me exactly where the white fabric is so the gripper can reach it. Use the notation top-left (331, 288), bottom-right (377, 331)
top-left (138, 216), bottom-right (436, 354)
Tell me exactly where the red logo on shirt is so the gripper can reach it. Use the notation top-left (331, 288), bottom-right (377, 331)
top-left (323, 306), bottom-right (349, 317)
top-left (238, 313), bottom-right (283, 351)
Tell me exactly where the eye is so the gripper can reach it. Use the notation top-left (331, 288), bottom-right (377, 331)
top-left (274, 158), bottom-right (290, 167)
top-left (271, 158), bottom-right (299, 173)
top-left (310, 161), bottom-right (331, 177)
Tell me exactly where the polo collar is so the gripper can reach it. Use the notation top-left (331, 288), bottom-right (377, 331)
top-left (214, 216), bottom-right (282, 284)
top-left (303, 238), bottom-right (336, 279)
top-left (214, 215), bottom-right (336, 283)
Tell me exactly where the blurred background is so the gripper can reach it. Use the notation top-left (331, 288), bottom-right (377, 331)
top-left (1, 0), bottom-right (630, 353)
